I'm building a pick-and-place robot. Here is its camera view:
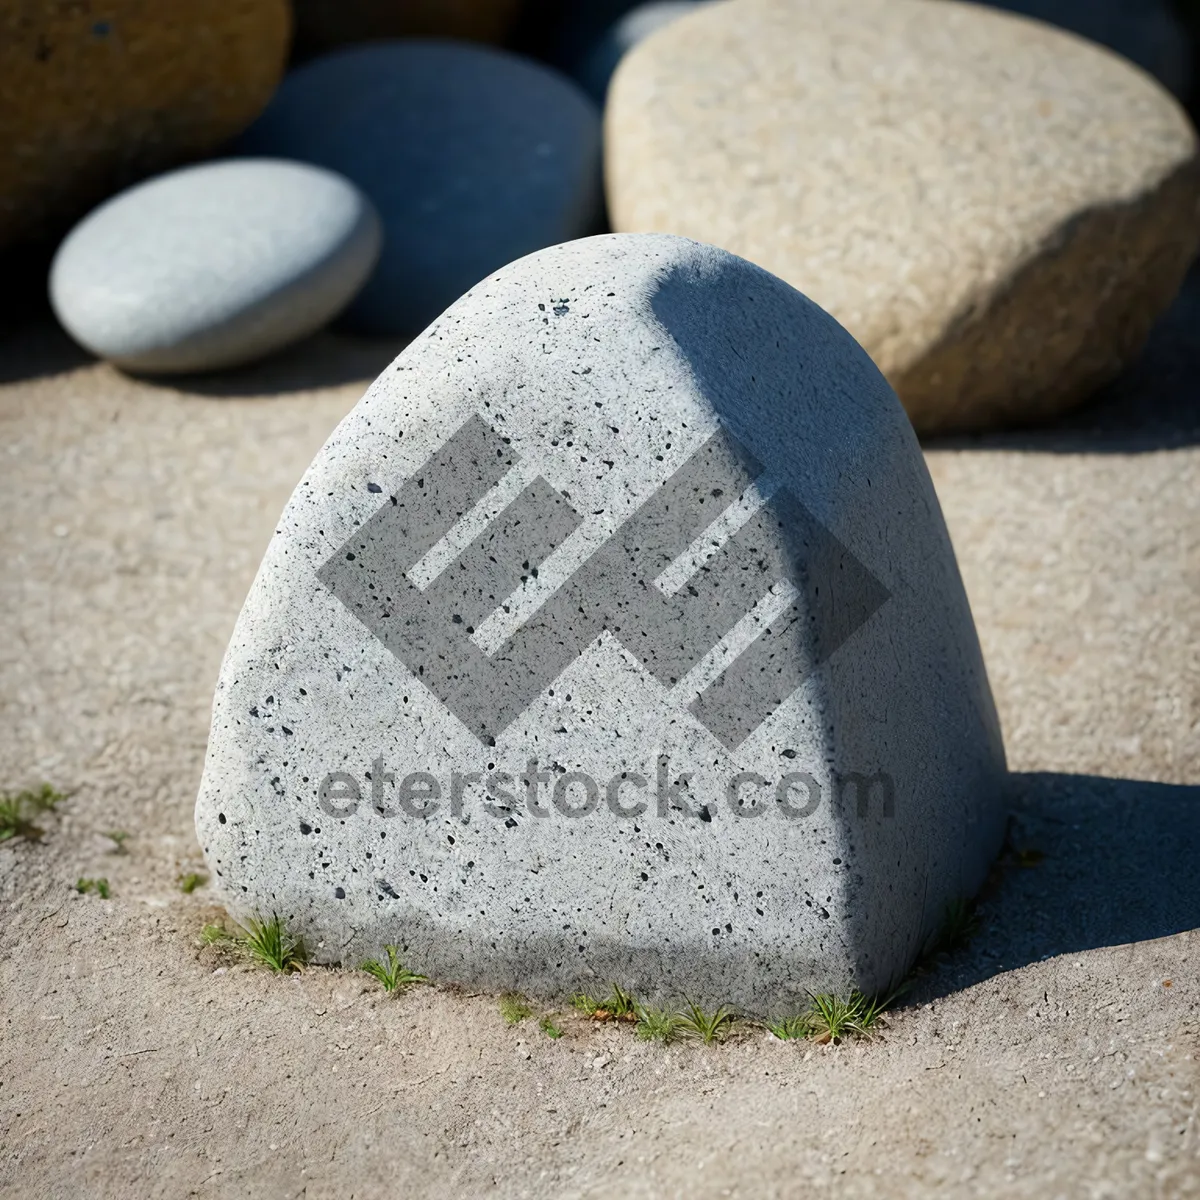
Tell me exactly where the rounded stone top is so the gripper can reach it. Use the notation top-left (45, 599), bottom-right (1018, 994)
top-left (50, 158), bottom-right (381, 373)
top-left (0, 0), bottom-right (292, 250)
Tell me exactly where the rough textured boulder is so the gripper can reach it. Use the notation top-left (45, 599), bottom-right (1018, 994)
top-left (291, 0), bottom-right (525, 55)
top-left (990, 0), bottom-right (1190, 97)
top-left (50, 160), bottom-right (381, 374)
top-left (0, 0), bottom-right (290, 253)
top-left (606, 0), bottom-right (1200, 433)
top-left (238, 42), bottom-right (602, 336)
top-left (195, 233), bottom-right (1007, 1014)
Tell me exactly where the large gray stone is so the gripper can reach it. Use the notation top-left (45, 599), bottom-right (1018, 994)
top-left (236, 42), bottom-right (603, 336)
top-left (49, 159), bottom-right (381, 374)
top-left (195, 233), bottom-right (1007, 1015)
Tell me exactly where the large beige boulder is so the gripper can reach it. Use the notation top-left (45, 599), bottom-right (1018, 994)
top-left (606, 0), bottom-right (1200, 433)
top-left (0, 0), bottom-right (290, 253)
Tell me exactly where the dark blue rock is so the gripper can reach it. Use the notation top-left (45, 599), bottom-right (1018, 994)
top-left (544, 0), bottom-right (647, 74)
top-left (237, 41), bottom-right (603, 335)
top-left (577, 2), bottom-right (709, 103)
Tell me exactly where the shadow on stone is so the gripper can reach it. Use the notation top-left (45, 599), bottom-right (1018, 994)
top-left (649, 249), bottom-right (1009, 998)
top-left (909, 771), bottom-right (1200, 1002)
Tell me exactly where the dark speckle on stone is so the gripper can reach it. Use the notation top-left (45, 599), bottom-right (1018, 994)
top-left (367, 482), bottom-right (382, 493)
top-left (218, 813), bottom-right (226, 824)
top-left (299, 822), bottom-right (312, 835)
top-left (334, 886), bottom-right (346, 899)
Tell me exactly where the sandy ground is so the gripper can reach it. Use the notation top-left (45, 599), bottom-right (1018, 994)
top-left (1, 280), bottom-right (1198, 1198)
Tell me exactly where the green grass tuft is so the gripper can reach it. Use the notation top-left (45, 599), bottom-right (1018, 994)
top-left (635, 1003), bottom-right (682, 1044)
top-left (0, 784), bottom-right (64, 843)
top-left (499, 992), bottom-right (534, 1025)
top-left (923, 898), bottom-right (981, 959)
top-left (767, 1013), bottom-right (814, 1041)
top-left (104, 830), bottom-right (131, 854)
top-left (805, 990), bottom-right (889, 1043)
top-left (570, 991), bottom-right (602, 1016)
top-left (361, 945), bottom-right (426, 994)
top-left (202, 913), bottom-right (306, 972)
top-left (539, 1015), bottom-right (564, 1039)
top-left (75, 877), bottom-right (111, 899)
top-left (676, 999), bottom-right (737, 1044)
top-left (571, 983), bottom-right (639, 1022)
top-left (178, 872), bottom-right (207, 894)
top-left (240, 913), bottom-right (307, 973)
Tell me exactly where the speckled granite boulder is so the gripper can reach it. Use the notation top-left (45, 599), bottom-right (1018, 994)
top-left (0, 0), bottom-right (290, 252)
top-left (237, 42), bottom-right (602, 335)
top-left (195, 233), bottom-right (1007, 1013)
top-left (577, 2), bottom-right (710, 102)
top-left (990, 0), bottom-right (1190, 97)
top-left (50, 160), bottom-right (381, 374)
top-left (292, 0), bottom-right (524, 55)
top-left (606, 0), bottom-right (1200, 433)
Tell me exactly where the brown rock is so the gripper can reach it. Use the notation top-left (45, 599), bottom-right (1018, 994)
top-left (606, 0), bottom-right (1200, 433)
top-left (0, 0), bottom-right (291, 252)
top-left (291, 0), bottom-right (525, 55)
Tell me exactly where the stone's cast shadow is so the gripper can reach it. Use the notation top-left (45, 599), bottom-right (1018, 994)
top-left (0, 316), bottom-right (409, 395)
top-left (137, 329), bottom-right (412, 398)
top-left (923, 268), bottom-right (1200, 454)
top-left (910, 771), bottom-right (1200, 1002)
top-left (0, 320), bottom-right (91, 385)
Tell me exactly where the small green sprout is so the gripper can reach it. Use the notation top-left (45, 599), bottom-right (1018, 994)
top-left (75, 877), bottom-right (111, 899)
top-left (634, 1004), bottom-right (682, 1044)
top-left (803, 990), bottom-right (889, 1043)
top-left (539, 1015), bottom-right (564, 1039)
top-left (571, 992), bottom-right (598, 1015)
top-left (580, 982), bottom-right (639, 1023)
top-left (0, 784), bottom-right (64, 843)
top-left (241, 913), bottom-right (307, 973)
top-left (201, 913), bottom-right (306, 972)
top-left (676, 999), bottom-right (737, 1044)
top-left (178, 872), bottom-right (207, 894)
top-left (499, 992), bottom-right (533, 1025)
top-left (767, 1013), bottom-right (814, 1041)
top-left (104, 830), bottom-right (131, 854)
top-left (361, 945), bottom-right (426, 994)
top-left (923, 898), bottom-right (981, 959)
top-left (571, 983), bottom-right (639, 1022)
